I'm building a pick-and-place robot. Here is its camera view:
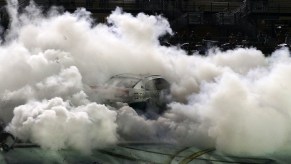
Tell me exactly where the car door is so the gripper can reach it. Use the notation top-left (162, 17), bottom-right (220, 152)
top-left (145, 78), bottom-right (170, 106)
top-left (144, 79), bottom-right (158, 104)
top-left (152, 78), bottom-right (170, 106)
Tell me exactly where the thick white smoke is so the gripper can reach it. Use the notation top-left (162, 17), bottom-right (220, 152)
top-left (8, 97), bottom-right (117, 153)
top-left (0, 0), bottom-right (290, 158)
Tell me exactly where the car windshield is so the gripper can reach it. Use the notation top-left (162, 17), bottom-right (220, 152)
top-left (106, 77), bottom-right (140, 88)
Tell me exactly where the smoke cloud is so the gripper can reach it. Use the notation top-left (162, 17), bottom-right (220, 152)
top-left (8, 97), bottom-right (117, 153)
top-left (0, 0), bottom-right (290, 159)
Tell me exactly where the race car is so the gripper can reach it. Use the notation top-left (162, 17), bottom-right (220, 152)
top-left (90, 74), bottom-right (171, 114)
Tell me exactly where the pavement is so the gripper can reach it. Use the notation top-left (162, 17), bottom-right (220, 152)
top-left (0, 142), bottom-right (277, 164)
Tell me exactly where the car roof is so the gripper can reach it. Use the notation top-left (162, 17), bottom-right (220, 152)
top-left (111, 73), bottom-right (164, 80)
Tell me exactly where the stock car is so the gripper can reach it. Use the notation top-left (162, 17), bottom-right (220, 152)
top-left (90, 74), bottom-right (171, 114)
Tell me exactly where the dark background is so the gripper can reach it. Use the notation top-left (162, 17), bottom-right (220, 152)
top-left (1, 0), bottom-right (291, 54)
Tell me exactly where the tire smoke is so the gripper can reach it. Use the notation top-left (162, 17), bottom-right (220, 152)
top-left (0, 1), bottom-right (290, 157)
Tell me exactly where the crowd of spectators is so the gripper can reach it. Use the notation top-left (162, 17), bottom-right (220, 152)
top-left (160, 27), bottom-right (290, 55)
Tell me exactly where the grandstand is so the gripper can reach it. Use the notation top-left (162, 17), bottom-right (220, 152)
top-left (0, 0), bottom-right (290, 54)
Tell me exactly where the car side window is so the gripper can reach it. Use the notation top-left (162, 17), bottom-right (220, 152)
top-left (154, 78), bottom-right (170, 90)
top-left (145, 80), bottom-right (155, 90)
top-left (145, 78), bottom-right (170, 91)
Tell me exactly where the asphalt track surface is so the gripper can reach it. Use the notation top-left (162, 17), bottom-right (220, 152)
top-left (0, 142), bottom-right (278, 164)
